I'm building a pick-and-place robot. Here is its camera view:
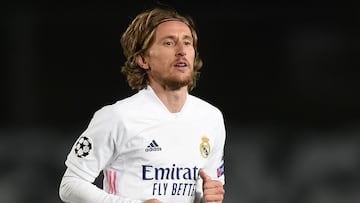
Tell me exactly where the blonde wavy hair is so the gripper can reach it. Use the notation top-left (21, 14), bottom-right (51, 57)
top-left (120, 7), bottom-right (203, 91)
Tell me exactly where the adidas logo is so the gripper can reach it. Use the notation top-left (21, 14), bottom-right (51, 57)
top-left (145, 140), bottom-right (162, 152)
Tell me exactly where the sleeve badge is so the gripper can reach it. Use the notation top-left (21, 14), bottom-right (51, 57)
top-left (74, 136), bottom-right (93, 158)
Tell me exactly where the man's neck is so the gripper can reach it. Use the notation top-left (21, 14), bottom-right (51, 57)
top-left (149, 84), bottom-right (188, 113)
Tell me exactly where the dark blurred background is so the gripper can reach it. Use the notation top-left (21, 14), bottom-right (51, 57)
top-left (2, 0), bottom-right (360, 202)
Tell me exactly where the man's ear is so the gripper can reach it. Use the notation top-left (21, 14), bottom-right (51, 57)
top-left (135, 54), bottom-right (149, 69)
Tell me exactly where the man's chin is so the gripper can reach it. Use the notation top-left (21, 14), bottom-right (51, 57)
top-left (164, 79), bottom-right (191, 91)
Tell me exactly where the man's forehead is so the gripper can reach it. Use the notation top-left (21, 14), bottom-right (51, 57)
top-left (155, 21), bottom-right (192, 37)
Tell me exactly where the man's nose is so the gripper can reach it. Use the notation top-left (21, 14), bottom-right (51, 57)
top-left (176, 43), bottom-right (186, 56)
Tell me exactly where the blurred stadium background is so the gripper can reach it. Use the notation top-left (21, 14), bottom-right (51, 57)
top-left (2, 1), bottom-right (360, 202)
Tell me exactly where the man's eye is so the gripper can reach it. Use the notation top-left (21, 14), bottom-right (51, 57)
top-left (184, 41), bottom-right (193, 46)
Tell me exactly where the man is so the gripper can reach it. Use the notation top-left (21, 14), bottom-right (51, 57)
top-left (59, 7), bottom-right (226, 203)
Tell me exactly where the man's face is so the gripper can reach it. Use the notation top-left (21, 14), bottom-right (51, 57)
top-left (142, 20), bottom-right (195, 90)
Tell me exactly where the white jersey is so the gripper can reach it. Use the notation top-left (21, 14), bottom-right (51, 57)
top-left (65, 86), bottom-right (226, 203)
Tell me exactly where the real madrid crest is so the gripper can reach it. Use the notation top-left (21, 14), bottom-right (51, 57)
top-left (200, 136), bottom-right (210, 158)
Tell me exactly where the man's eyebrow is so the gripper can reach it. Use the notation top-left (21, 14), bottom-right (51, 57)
top-left (159, 34), bottom-right (193, 41)
top-left (183, 34), bottom-right (193, 40)
top-left (160, 35), bottom-right (194, 40)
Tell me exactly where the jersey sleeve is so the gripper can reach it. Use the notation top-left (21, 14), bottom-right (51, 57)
top-left (205, 111), bottom-right (226, 183)
top-left (64, 105), bottom-right (120, 182)
top-left (59, 168), bottom-right (143, 203)
top-left (195, 110), bottom-right (226, 201)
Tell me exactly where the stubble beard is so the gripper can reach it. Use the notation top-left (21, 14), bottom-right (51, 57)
top-left (162, 71), bottom-right (194, 91)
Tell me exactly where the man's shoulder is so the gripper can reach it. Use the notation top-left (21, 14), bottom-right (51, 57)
top-left (92, 91), bottom-right (141, 116)
top-left (188, 95), bottom-right (223, 115)
top-left (104, 91), bottom-right (144, 113)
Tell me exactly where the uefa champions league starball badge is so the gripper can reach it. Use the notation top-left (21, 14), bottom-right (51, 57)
top-left (74, 136), bottom-right (93, 158)
top-left (200, 136), bottom-right (210, 158)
